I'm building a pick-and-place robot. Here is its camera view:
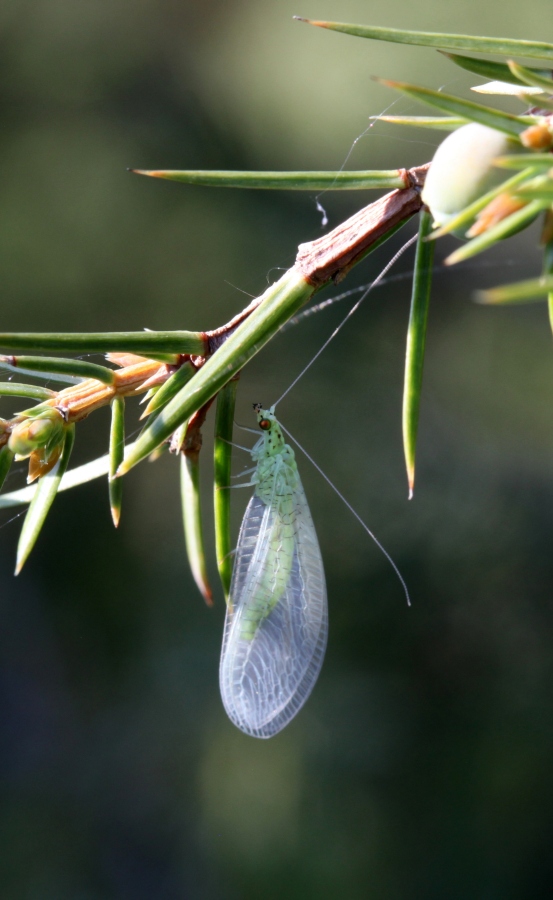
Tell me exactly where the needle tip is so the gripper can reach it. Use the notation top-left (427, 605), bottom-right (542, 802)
top-left (199, 583), bottom-right (214, 607)
top-left (130, 169), bottom-right (166, 178)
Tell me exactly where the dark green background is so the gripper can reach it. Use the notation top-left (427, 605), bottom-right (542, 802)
top-left (1, 1), bottom-right (553, 897)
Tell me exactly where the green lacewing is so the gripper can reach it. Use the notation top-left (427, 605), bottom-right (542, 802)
top-left (219, 405), bottom-right (327, 738)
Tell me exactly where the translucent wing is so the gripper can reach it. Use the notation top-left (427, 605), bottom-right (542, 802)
top-left (219, 477), bottom-right (327, 738)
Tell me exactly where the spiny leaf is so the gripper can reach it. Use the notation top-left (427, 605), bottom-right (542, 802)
top-left (493, 153), bottom-right (553, 169)
top-left (142, 360), bottom-right (196, 417)
top-left (370, 115), bottom-right (466, 130)
top-left (476, 274), bottom-right (553, 304)
top-left (0, 331), bottom-right (206, 356)
top-left (214, 378), bottom-right (239, 602)
top-left (15, 425), bottom-right (75, 574)
top-left (543, 238), bottom-right (553, 336)
top-left (440, 51), bottom-right (552, 86)
top-left (507, 60), bottom-right (553, 92)
top-left (180, 448), bottom-right (213, 607)
top-left (517, 93), bottom-right (553, 110)
top-left (0, 362), bottom-right (80, 385)
top-left (132, 169), bottom-right (410, 191)
top-left (444, 199), bottom-right (546, 265)
top-left (0, 383), bottom-right (57, 401)
top-left (0, 355), bottom-right (116, 385)
top-left (402, 210), bottom-right (434, 499)
top-left (515, 180), bottom-right (553, 199)
top-left (376, 79), bottom-right (530, 137)
top-left (472, 81), bottom-right (543, 96)
top-left (109, 397), bottom-right (125, 527)
top-left (295, 18), bottom-right (553, 61)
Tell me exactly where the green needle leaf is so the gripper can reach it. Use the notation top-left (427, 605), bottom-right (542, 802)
top-left (109, 397), bottom-right (125, 527)
top-left (0, 383), bottom-right (57, 401)
top-left (515, 180), bottom-right (553, 200)
top-left (493, 154), bottom-right (553, 169)
top-left (518, 93), bottom-right (553, 110)
top-left (370, 115), bottom-right (467, 130)
top-left (214, 378), bottom-right (239, 602)
top-left (15, 425), bottom-right (75, 574)
top-left (1, 355), bottom-right (116, 385)
top-left (0, 446), bottom-right (15, 492)
top-left (180, 443), bottom-right (213, 606)
top-left (295, 19), bottom-right (553, 61)
top-left (0, 364), bottom-right (80, 385)
top-left (376, 79), bottom-right (529, 137)
top-left (440, 52), bottom-right (552, 86)
top-left (142, 360), bottom-right (196, 416)
top-left (118, 269), bottom-right (314, 474)
top-left (507, 60), bottom-right (553, 92)
top-left (543, 238), bottom-right (553, 336)
top-left (0, 331), bottom-right (206, 355)
top-left (444, 200), bottom-right (547, 264)
top-left (476, 274), bottom-right (553, 304)
top-left (132, 169), bottom-right (409, 191)
top-left (402, 210), bottom-right (435, 499)
top-left (472, 82), bottom-right (543, 97)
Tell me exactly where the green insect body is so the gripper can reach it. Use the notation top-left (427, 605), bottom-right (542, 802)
top-left (238, 407), bottom-right (299, 640)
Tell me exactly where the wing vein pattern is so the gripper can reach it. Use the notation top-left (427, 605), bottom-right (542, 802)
top-left (220, 418), bottom-right (328, 739)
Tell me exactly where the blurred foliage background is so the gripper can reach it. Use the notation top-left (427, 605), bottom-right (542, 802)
top-left (1, 1), bottom-right (553, 897)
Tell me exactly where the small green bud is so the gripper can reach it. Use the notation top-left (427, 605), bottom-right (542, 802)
top-left (422, 123), bottom-right (518, 231)
top-left (9, 408), bottom-right (65, 459)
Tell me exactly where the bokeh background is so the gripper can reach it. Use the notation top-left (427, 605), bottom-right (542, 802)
top-left (1, 1), bottom-right (553, 897)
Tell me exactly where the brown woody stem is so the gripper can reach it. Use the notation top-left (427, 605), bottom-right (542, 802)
top-left (0, 163), bottom-right (429, 451)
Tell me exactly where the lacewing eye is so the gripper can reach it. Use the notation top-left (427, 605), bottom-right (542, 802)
top-left (259, 418), bottom-right (271, 430)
